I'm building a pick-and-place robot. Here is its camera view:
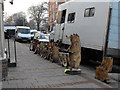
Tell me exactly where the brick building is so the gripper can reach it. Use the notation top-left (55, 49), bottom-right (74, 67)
top-left (48, 0), bottom-right (65, 31)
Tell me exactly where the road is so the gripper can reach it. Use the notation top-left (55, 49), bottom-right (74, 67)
top-left (2, 39), bottom-right (119, 89)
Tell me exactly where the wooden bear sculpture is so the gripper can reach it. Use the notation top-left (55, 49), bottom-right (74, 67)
top-left (95, 57), bottom-right (113, 82)
top-left (46, 41), bottom-right (54, 60)
top-left (52, 44), bottom-right (60, 63)
top-left (68, 34), bottom-right (81, 69)
top-left (39, 42), bottom-right (46, 57)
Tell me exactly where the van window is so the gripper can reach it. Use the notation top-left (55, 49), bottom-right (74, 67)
top-left (60, 9), bottom-right (67, 24)
top-left (67, 12), bottom-right (76, 23)
top-left (17, 28), bottom-right (30, 34)
top-left (84, 7), bottom-right (95, 17)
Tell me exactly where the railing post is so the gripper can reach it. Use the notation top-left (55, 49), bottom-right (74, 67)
top-left (0, 0), bottom-right (5, 58)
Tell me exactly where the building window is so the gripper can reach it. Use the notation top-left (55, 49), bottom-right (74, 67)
top-left (67, 12), bottom-right (76, 23)
top-left (84, 7), bottom-right (95, 17)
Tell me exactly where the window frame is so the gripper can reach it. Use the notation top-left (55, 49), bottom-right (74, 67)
top-left (84, 7), bottom-right (95, 17)
top-left (67, 12), bottom-right (76, 23)
top-left (60, 9), bottom-right (67, 24)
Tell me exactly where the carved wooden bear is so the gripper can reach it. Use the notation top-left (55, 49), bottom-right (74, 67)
top-left (95, 57), bottom-right (113, 81)
top-left (68, 34), bottom-right (81, 69)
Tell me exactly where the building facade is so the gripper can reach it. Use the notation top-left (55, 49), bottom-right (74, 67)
top-left (48, 0), bottom-right (65, 31)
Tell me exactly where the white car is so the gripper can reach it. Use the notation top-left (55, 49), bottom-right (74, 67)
top-left (38, 33), bottom-right (49, 43)
top-left (30, 29), bottom-right (38, 39)
top-left (29, 32), bottom-right (49, 51)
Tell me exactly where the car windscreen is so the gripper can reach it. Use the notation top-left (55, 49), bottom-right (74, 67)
top-left (40, 35), bottom-right (48, 39)
top-left (17, 28), bottom-right (30, 34)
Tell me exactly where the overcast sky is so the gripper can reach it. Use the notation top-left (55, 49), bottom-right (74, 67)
top-left (4, 0), bottom-right (119, 17)
top-left (4, 0), bottom-right (48, 16)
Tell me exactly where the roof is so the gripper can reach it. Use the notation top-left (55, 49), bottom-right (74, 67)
top-left (16, 26), bottom-right (30, 29)
top-left (4, 26), bottom-right (16, 31)
top-left (30, 29), bottom-right (38, 32)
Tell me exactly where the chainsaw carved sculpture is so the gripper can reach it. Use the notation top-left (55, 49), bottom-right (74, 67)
top-left (52, 44), bottom-right (60, 63)
top-left (95, 57), bottom-right (113, 81)
top-left (68, 34), bottom-right (81, 69)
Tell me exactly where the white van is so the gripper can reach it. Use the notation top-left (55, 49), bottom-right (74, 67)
top-left (52, 1), bottom-right (120, 63)
top-left (15, 26), bottom-right (31, 42)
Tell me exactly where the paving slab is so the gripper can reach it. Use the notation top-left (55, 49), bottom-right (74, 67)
top-left (1, 40), bottom-right (117, 89)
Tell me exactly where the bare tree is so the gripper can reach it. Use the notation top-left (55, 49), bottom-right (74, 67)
top-left (4, 16), bottom-right (14, 25)
top-left (40, 17), bottom-right (49, 33)
top-left (28, 19), bottom-right (36, 29)
top-left (28, 2), bottom-right (48, 31)
top-left (12, 12), bottom-right (28, 26)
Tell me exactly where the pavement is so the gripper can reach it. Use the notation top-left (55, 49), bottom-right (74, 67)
top-left (0, 82), bottom-right (2, 90)
top-left (109, 73), bottom-right (120, 82)
top-left (2, 39), bottom-right (119, 89)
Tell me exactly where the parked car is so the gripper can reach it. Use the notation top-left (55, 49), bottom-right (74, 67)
top-left (4, 26), bottom-right (16, 39)
top-left (29, 32), bottom-right (50, 51)
top-left (15, 26), bottom-right (31, 42)
top-left (38, 34), bottom-right (49, 43)
top-left (30, 29), bottom-right (38, 40)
